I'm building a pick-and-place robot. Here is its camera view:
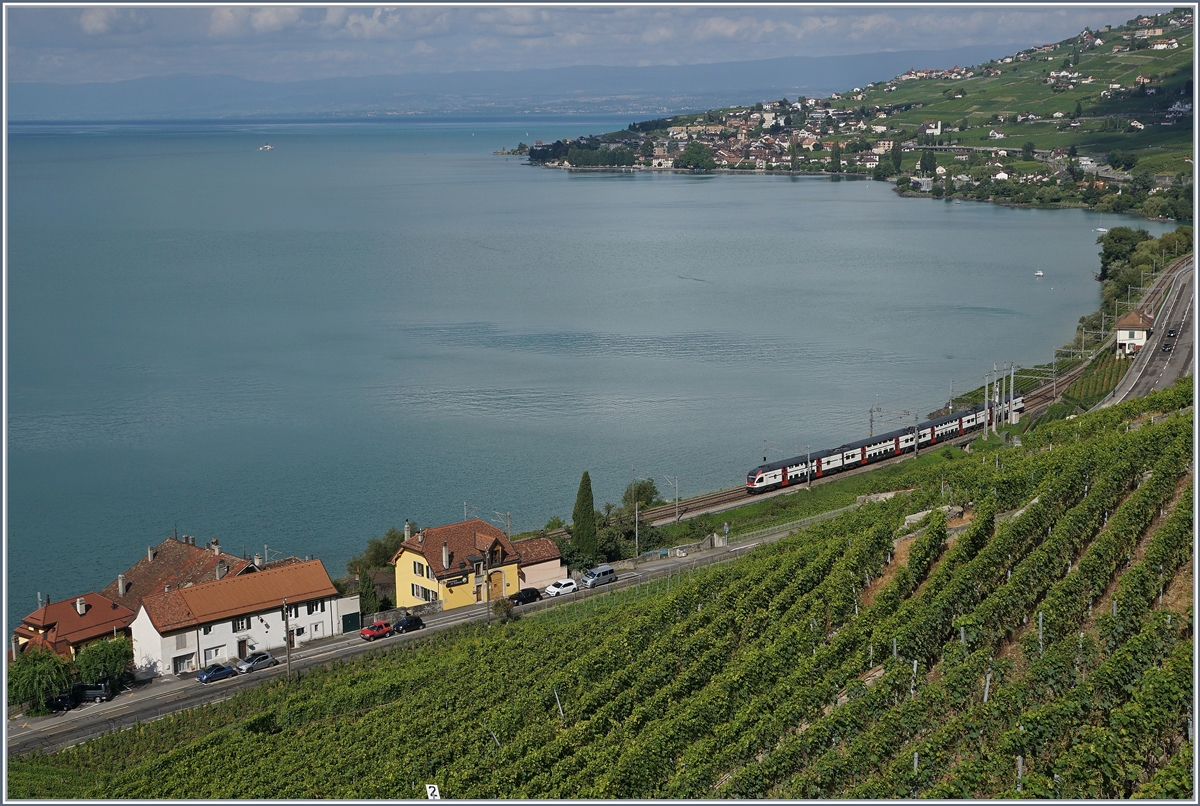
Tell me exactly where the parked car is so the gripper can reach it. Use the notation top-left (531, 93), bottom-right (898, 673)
top-left (392, 614), bottom-right (425, 634)
top-left (235, 651), bottom-right (278, 673)
top-left (1167, 327), bottom-right (1177, 338)
top-left (581, 564), bottom-right (618, 589)
top-left (508, 587), bottom-right (542, 606)
top-left (1162, 342), bottom-right (1173, 352)
top-left (545, 579), bottom-right (578, 597)
top-left (72, 681), bottom-right (113, 703)
top-left (45, 691), bottom-right (75, 712)
top-left (196, 663), bottom-right (238, 684)
top-left (360, 621), bottom-right (393, 641)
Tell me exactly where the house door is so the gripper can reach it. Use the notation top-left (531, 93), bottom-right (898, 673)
top-left (237, 639), bottom-right (248, 660)
top-left (488, 571), bottom-right (504, 601)
top-left (288, 630), bottom-right (296, 649)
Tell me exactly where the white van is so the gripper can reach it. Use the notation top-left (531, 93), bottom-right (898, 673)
top-left (581, 564), bottom-right (618, 589)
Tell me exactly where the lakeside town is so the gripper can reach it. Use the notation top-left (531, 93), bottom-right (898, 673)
top-left (509, 12), bottom-right (1193, 222)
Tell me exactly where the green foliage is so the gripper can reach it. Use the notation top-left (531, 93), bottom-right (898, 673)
top-left (75, 637), bottom-right (132, 686)
top-left (571, 471), bottom-right (598, 562)
top-left (1095, 226), bottom-right (1153, 280)
top-left (357, 571), bottom-right (380, 616)
top-left (8, 646), bottom-right (72, 714)
top-left (621, 478), bottom-right (662, 510)
top-left (674, 141), bottom-right (716, 170)
top-left (346, 526), bottom-right (408, 575)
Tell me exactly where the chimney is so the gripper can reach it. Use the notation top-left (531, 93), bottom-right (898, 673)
top-left (417, 530), bottom-right (424, 544)
top-left (164, 585), bottom-right (171, 592)
top-left (148, 546), bottom-right (156, 563)
top-left (11, 635), bottom-right (19, 662)
top-left (216, 560), bottom-right (227, 580)
top-left (443, 542), bottom-right (450, 570)
top-left (118, 574), bottom-right (128, 596)
top-left (253, 553), bottom-right (263, 569)
top-left (189, 535), bottom-right (196, 546)
top-left (404, 520), bottom-right (411, 540)
top-left (212, 538), bottom-right (221, 557)
top-left (75, 597), bottom-right (87, 616)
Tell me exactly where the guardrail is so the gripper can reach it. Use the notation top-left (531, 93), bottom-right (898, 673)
top-left (728, 503), bottom-right (861, 545)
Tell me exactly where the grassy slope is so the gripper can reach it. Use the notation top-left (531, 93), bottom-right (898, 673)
top-left (8, 377), bottom-right (1192, 799)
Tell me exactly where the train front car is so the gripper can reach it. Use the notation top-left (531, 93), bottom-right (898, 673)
top-left (746, 466), bottom-right (767, 494)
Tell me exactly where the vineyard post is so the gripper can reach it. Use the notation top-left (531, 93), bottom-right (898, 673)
top-left (913, 751), bottom-right (918, 773)
top-left (1037, 611), bottom-right (1044, 656)
top-left (910, 659), bottom-right (917, 698)
top-left (960, 626), bottom-right (966, 647)
top-left (983, 669), bottom-right (992, 703)
top-left (554, 688), bottom-right (564, 722)
top-left (893, 638), bottom-right (897, 661)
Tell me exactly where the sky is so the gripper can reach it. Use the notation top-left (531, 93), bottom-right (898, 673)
top-left (6, 4), bottom-right (1173, 85)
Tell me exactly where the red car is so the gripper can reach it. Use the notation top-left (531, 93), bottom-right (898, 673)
top-left (360, 621), bottom-right (392, 641)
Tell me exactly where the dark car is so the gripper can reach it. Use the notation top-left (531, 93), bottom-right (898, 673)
top-left (196, 663), bottom-right (238, 684)
top-left (45, 691), bottom-right (76, 712)
top-left (72, 681), bottom-right (112, 704)
top-left (235, 651), bottom-right (278, 673)
top-left (392, 614), bottom-right (425, 634)
top-left (1162, 342), bottom-right (1173, 352)
top-left (508, 587), bottom-right (542, 606)
top-left (360, 621), bottom-right (393, 641)
top-left (1167, 327), bottom-right (1178, 338)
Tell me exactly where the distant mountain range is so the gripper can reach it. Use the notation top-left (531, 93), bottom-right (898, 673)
top-left (9, 45), bottom-right (1014, 121)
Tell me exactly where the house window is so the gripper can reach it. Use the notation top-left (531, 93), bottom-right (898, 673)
top-left (176, 633), bottom-right (188, 650)
top-left (232, 616), bottom-right (251, 631)
top-left (1128, 330), bottom-right (1136, 338)
top-left (427, 565), bottom-right (434, 580)
top-left (413, 561), bottom-right (424, 577)
top-left (410, 584), bottom-right (438, 603)
top-left (295, 626), bottom-right (305, 637)
top-left (202, 626), bottom-right (213, 636)
top-left (287, 605), bottom-right (299, 619)
top-left (307, 602), bottom-right (316, 616)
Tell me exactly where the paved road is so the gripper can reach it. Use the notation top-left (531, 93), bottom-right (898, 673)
top-left (1103, 260), bottom-right (1194, 406)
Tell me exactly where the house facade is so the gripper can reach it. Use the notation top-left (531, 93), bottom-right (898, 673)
top-left (390, 519), bottom-right (521, 611)
top-left (130, 559), bottom-right (344, 676)
top-left (513, 536), bottom-right (568, 592)
top-left (1115, 310), bottom-right (1155, 355)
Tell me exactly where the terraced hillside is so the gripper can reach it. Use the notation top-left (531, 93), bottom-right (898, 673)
top-left (8, 379), bottom-right (1193, 799)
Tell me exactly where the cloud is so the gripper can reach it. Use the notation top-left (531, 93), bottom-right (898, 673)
top-left (78, 8), bottom-right (148, 36)
top-left (209, 7), bottom-right (249, 38)
top-left (250, 7), bottom-right (304, 33)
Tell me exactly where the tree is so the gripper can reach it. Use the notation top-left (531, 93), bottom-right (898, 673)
top-left (674, 141), bottom-right (716, 169)
top-left (622, 478), bottom-right (662, 510)
top-left (1096, 226), bottom-right (1152, 280)
top-left (8, 646), bottom-right (72, 714)
top-left (1022, 141), bottom-right (1036, 160)
top-left (1073, 101), bottom-right (1083, 119)
top-left (75, 637), bottom-right (132, 686)
top-left (346, 526), bottom-right (409, 576)
top-left (638, 139), bottom-right (654, 157)
top-left (358, 569), bottom-right (380, 616)
top-left (919, 149), bottom-right (937, 176)
top-left (1068, 144), bottom-right (1078, 158)
top-left (571, 471), bottom-right (597, 561)
top-left (891, 140), bottom-right (903, 172)
top-left (827, 141), bottom-right (842, 173)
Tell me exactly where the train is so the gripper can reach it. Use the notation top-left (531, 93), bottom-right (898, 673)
top-left (745, 393), bottom-right (1025, 494)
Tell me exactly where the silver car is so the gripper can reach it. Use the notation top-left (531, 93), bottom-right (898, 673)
top-left (235, 651), bottom-right (278, 673)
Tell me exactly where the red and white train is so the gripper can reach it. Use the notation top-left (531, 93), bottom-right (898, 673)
top-left (745, 394), bottom-right (1024, 493)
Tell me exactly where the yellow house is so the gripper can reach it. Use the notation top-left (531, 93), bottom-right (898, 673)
top-left (390, 519), bottom-right (521, 611)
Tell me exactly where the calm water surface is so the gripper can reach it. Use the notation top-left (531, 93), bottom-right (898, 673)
top-left (6, 118), bottom-right (1173, 626)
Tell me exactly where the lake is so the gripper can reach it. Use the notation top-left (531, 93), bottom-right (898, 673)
top-left (6, 117), bottom-right (1174, 627)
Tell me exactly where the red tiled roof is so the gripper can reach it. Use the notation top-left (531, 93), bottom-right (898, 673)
top-left (17, 593), bottom-right (136, 656)
top-left (99, 537), bottom-right (255, 613)
top-left (1115, 310), bottom-right (1155, 330)
top-left (140, 560), bottom-right (338, 633)
top-left (513, 536), bottom-right (563, 566)
top-left (390, 519), bottom-right (517, 580)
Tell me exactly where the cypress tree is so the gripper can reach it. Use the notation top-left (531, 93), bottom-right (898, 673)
top-left (358, 569), bottom-right (380, 616)
top-left (572, 471), bottom-right (597, 561)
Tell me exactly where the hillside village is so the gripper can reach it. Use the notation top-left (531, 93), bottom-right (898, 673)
top-left (525, 11), bottom-right (1193, 221)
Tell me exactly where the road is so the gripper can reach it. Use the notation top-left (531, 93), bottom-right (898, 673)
top-left (1103, 259), bottom-right (1194, 406)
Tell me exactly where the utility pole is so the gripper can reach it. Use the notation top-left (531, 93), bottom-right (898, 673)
top-left (869, 404), bottom-right (882, 437)
top-left (663, 475), bottom-right (680, 522)
top-left (282, 597), bottom-right (292, 681)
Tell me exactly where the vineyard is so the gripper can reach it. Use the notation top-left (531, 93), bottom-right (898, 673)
top-left (1063, 349), bottom-right (1134, 411)
top-left (8, 378), bottom-right (1194, 800)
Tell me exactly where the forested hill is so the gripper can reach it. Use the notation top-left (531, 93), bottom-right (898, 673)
top-left (9, 376), bottom-right (1193, 799)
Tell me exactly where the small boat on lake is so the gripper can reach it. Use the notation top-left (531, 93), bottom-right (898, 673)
top-left (1035, 270), bottom-right (1044, 277)
top-left (258, 143), bottom-right (273, 151)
